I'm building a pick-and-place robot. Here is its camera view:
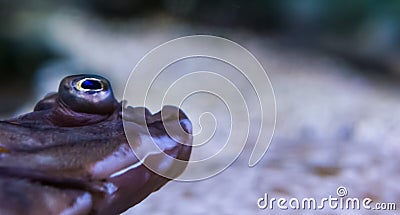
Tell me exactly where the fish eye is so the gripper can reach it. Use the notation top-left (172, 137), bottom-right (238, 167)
top-left (59, 74), bottom-right (117, 114)
top-left (75, 78), bottom-right (104, 92)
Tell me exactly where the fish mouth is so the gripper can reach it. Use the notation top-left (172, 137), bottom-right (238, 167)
top-left (122, 105), bottom-right (193, 180)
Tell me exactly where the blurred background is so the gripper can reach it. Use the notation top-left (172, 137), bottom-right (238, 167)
top-left (1, 1), bottom-right (399, 214)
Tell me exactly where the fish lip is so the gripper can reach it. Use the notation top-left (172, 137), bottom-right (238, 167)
top-left (122, 104), bottom-right (193, 149)
top-left (0, 166), bottom-right (107, 194)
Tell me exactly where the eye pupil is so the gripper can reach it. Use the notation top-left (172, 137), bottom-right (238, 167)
top-left (81, 79), bottom-right (103, 90)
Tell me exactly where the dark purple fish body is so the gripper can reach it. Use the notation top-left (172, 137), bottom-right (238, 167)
top-left (0, 74), bottom-right (192, 215)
